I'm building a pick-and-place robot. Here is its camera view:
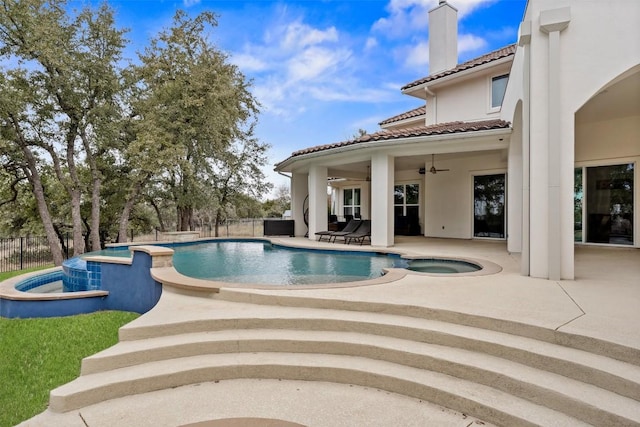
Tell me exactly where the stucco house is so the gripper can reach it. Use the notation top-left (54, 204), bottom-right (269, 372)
top-left (274, 0), bottom-right (639, 280)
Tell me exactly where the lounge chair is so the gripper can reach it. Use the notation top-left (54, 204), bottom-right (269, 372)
top-left (344, 220), bottom-right (371, 245)
top-left (316, 219), bottom-right (362, 242)
top-left (315, 219), bottom-right (362, 242)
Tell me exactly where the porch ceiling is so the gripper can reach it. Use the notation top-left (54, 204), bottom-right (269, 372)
top-left (576, 69), bottom-right (640, 124)
top-left (326, 150), bottom-right (506, 180)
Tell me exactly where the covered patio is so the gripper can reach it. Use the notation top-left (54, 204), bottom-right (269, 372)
top-left (277, 119), bottom-right (513, 248)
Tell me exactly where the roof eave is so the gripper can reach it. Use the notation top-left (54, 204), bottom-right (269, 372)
top-left (401, 56), bottom-right (515, 98)
top-left (274, 127), bottom-right (512, 172)
top-left (380, 114), bottom-right (426, 129)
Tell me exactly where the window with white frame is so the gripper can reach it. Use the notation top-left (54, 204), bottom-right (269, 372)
top-left (491, 74), bottom-right (509, 109)
top-left (343, 188), bottom-right (361, 219)
top-left (394, 183), bottom-right (420, 219)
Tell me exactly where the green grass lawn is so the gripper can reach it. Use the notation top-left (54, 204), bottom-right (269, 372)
top-left (0, 269), bottom-right (139, 427)
top-left (0, 265), bottom-right (55, 283)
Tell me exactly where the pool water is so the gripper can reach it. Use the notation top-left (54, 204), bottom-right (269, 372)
top-left (172, 241), bottom-right (403, 285)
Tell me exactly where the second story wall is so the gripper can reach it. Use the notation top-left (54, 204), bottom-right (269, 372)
top-left (424, 61), bottom-right (512, 126)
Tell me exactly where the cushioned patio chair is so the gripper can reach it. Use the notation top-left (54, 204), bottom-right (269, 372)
top-left (344, 220), bottom-right (372, 245)
top-left (315, 218), bottom-right (362, 242)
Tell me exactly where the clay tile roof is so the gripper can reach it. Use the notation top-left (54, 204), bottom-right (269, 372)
top-left (285, 119), bottom-right (510, 160)
top-left (402, 44), bottom-right (517, 91)
top-left (379, 106), bottom-right (426, 126)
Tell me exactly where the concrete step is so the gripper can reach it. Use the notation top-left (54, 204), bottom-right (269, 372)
top-left (215, 288), bottom-right (640, 366)
top-left (116, 300), bottom-right (640, 402)
top-left (21, 379), bottom-right (494, 427)
top-left (51, 352), bottom-right (593, 427)
top-left (80, 328), bottom-right (640, 426)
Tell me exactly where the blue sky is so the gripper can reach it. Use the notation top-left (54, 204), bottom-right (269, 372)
top-left (84, 0), bottom-right (527, 195)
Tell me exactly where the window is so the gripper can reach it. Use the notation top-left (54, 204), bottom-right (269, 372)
top-left (343, 188), bottom-right (361, 219)
top-left (473, 174), bottom-right (505, 238)
top-left (394, 184), bottom-right (419, 218)
top-left (491, 74), bottom-right (509, 109)
top-left (394, 183), bottom-right (420, 235)
top-left (575, 163), bottom-right (634, 245)
top-left (574, 168), bottom-right (583, 242)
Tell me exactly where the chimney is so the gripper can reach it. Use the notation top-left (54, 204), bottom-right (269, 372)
top-left (428, 0), bottom-right (458, 75)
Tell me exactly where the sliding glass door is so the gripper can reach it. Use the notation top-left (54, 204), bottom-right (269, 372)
top-left (473, 174), bottom-right (505, 238)
top-left (576, 163), bottom-right (634, 245)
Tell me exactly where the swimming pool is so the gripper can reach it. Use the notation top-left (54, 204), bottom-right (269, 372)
top-left (2, 238), bottom-right (500, 318)
top-left (172, 241), bottom-right (404, 285)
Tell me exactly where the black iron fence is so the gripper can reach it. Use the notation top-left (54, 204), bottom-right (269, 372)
top-left (0, 236), bottom-right (62, 274)
top-left (1, 219), bottom-right (271, 274)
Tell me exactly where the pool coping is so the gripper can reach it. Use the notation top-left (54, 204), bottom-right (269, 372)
top-left (0, 267), bottom-right (109, 301)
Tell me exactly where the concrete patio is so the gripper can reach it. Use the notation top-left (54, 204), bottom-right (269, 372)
top-left (19, 237), bottom-right (640, 427)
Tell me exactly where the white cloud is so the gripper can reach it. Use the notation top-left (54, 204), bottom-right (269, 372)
top-left (458, 33), bottom-right (488, 54)
top-left (365, 37), bottom-right (378, 51)
top-left (230, 12), bottom-right (403, 120)
top-left (404, 40), bottom-right (430, 67)
top-left (230, 53), bottom-right (269, 72)
top-left (287, 46), bottom-right (351, 82)
top-left (182, 0), bottom-right (201, 7)
top-left (372, 0), bottom-right (497, 38)
top-left (281, 22), bottom-right (339, 50)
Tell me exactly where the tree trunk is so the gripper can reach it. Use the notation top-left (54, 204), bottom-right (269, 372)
top-left (214, 208), bottom-right (223, 238)
top-left (69, 188), bottom-right (86, 255)
top-left (89, 177), bottom-right (101, 251)
top-left (178, 205), bottom-right (193, 231)
top-left (81, 128), bottom-right (102, 251)
top-left (64, 122), bottom-right (86, 255)
top-left (118, 180), bottom-right (144, 243)
top-left (21, 149), bottom-right (64, 266)
top-left (149, 198), bottom-right (166, 232)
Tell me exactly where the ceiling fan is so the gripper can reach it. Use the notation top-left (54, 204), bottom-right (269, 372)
top-left (429, 154), bottom-right (450, 174)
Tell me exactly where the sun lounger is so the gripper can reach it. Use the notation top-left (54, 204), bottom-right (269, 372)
top-left (330, 219), bottom-right (366, 243)
top-left (315, 219), bottom-right (362, 242)
top-left (344, 220), bottom-right (371, 245)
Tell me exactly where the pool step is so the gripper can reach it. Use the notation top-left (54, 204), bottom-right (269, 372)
top-left (75, 328), bottom-right (640, 426)
top-left (52, 352), bottom-right (592, 427)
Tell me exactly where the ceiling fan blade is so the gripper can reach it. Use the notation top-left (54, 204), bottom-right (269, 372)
top-left (437, 168), bottom-right (450, 172)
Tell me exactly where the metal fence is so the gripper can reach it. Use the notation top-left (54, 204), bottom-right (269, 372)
top-left (0, 236), bottom-right (62, 274)
top-left (1, 219), bottom-right (269, 274)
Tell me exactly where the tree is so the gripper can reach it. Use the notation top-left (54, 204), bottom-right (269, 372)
top-left (0, 0), bottom-right (126, 256)
top-left (262, 184), bottom-right (291, 218)
top-left (210, 124), bottom-right (271, 236)
top-left (132, 10), bottom-right (265, 232)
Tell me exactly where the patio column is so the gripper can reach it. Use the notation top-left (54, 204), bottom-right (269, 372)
top-left (291, 173), bottom-right (308, 237)
top-left (507, 106), bottom-right (523, 254)
top-left (532, 7), bottom-right (571, 280)
top-left (518, 20), bottom-right (532, 276)
top-left (308, 166), bottom-right (328, 240)
top-left (370, 153), bottom-right (394, 247)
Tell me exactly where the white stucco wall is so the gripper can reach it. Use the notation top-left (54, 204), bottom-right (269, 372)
top-left (427, 62), bottom-right (512, 125)
top-left (423, 152), bottom-right (507, 239)
top-left (504, 0), bottom-right (640, 279)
